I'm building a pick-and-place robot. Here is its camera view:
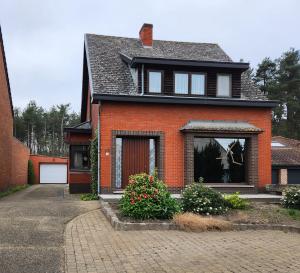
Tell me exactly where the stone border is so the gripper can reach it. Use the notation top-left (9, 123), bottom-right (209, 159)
top-left (100, 200), bottom-right (178, 231)
top-left (100, 200), bottom-right (300, 233)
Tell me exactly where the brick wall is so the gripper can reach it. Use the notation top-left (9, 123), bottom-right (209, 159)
top-left (0, 33), bottom-right (13, 191)
top-left (29, 155), bottom-right (68, 184)
top-left (99, 101), bottom-right (272, 191)
top-left (11, 138), bottom-right (30, 186)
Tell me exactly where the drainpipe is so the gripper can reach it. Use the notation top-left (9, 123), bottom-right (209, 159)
top-left (141, 64), bottom-right (144, 95)
top-left (97, 103), bottom-right (101, 194)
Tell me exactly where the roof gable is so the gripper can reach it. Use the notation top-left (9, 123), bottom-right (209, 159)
top-left (0, 25), bottom-right (13, 117)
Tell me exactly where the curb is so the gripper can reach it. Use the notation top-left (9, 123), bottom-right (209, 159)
top-left (100, 200), bottom-right (178, 231)
top-left (100, 200), bottom-right (300, 233)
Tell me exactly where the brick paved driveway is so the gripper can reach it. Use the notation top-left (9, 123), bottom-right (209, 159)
top-left (65, 210), bottom-right (300, 273)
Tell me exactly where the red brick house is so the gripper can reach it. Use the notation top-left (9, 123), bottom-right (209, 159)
top-left (65, 24), bottom-right (277, 194)
top-left (0, 26), bottom-right (30, 191)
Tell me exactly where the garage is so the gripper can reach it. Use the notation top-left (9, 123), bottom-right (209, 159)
top-left (288, 169), bottom-right (300, 184)
top-left (40, 164), bottom-right (68, 184)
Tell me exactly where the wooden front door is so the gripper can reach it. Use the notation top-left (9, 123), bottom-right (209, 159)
top-left (122, 137), bottom-right (150, 188)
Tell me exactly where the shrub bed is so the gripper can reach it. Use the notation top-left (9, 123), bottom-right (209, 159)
top-left (224, 192), bottom-right (250, 209)
top-left (119, 173), bottom-right (180, 220)
top-left (282, 187), bottom-right (300, 209)
top-left (182, 183), bottom-right (229, 215)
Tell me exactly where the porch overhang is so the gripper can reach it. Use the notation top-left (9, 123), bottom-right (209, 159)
top-left (64, 121), bottom-right (92, 134)
top-left (180, 120), bottom-right (263, 134)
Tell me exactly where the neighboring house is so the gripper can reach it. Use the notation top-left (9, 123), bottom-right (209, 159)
top-left (272, 136), bottom-right (300, 185)
top-left (64, 23), bottom-right (277, 194)
top-left (0, 26), bottom-right (30, 191)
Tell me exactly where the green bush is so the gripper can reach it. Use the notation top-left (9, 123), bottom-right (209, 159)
top-left (282, 187), bottom-right (300, 209)
top-left (224, 192), bottom-right (250, 210)
top-left (80, 193), bottom-right (99, 201)
top-left (27, 160), bottom-right (35, 184)
top-left (182, 183), bottom-right (228, 215)
top-left (119, 173), bottom-right (180, 220)
top-left (90, 132), bottom-right (98, 195)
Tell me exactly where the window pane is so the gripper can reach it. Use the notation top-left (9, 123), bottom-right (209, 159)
top-left (149, 139), bottom-right (156, 175)
top-left (217, 75), bottom-right (231, 96)
top-left (194, 138), bottom-right (245, 183)
top-left (115, 138), bottom-right (122, 188)
top-left (175, 73), bottom-right (188, 94)
top-left (149, 72), bottom-right (161, 93)
top-left (191, 74), bottom-right (205, 95)
top-left (70, 145), bottom-right (90, 170)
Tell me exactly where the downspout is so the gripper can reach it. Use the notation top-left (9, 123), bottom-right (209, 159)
top-left (97, 103), bottom-right (101, 194)
top-left (141, 64), bottom-right (144, 95)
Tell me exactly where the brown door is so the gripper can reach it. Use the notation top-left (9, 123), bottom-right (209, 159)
top-left (122, 137), bottom-right (149, 188)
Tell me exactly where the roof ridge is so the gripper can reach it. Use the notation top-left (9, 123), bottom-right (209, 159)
top-left (85, 33), bottom-right (221, 46)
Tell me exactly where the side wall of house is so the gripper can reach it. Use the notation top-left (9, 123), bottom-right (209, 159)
top-left (29, 155), bottom-right (69, 184)
top-left (11, 138), bottom-right (30, 186)
top-left (99, 102), bottom-right (272, 192)
top-left (0, 31), bottom-right (13, 191)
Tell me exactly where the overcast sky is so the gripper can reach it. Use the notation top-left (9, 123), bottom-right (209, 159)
top-left (0, 0), bottom-right (299, 112)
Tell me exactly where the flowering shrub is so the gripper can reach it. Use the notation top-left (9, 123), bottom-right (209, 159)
top-left (224, 192), bottom-right (250, 210)
top-left (181, 183), bottom-right (228, 215)
top-left (282, 187), bottom-right (300, 209)
top-left (119, 173), bottom-right (180, 219)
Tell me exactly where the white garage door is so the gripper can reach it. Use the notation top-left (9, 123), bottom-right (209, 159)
top-left (40, 164), bottom-right (67, 184)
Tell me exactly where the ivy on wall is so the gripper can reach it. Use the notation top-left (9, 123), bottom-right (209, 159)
top-left (90, 131), bottom-right (98, 195)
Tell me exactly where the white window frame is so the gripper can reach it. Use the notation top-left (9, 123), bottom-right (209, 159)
top-left (217, 74), bottom-right (232, 97)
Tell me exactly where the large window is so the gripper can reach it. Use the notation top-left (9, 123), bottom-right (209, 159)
top-left (217, 74), bottom-right (231, 97)
top-left (148, 71), bottom-right (162, 93)
top-left (194, 137), bottom-right (246, 183)
top-left (174, 73), bottom-right (189, 94)
top-left (70, 145), bottom-right (90, 171)
top-left (175, 72), bottom-right (206, 95)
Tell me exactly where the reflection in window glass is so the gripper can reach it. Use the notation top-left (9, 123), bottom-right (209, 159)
top-left (149, 139), bottom-right (156, 175)
top-left (70, 145), bottom-right (90, 170)
top-left (175, 73), bottom-right (188, 94)
top-left (194, 138), bottom-right (246, 183)
top-left (115, 138), bottom-right (122, 188)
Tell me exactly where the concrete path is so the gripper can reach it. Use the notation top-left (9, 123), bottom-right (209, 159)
top-left (0, 185), bottom-right (100, 273)
top-left (66, 209), bottom-right (300, 273)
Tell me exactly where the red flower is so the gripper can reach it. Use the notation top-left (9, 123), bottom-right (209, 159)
top-left (149, 176), bottom-right (154, 183)
top-left (130, 198), bottom-right (135, 204)
top-left (144, 194), bottom-right (148, 199)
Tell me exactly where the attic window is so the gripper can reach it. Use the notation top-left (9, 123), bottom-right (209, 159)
top-left (217, 74), bottom-right (231, 97)
top-left (148, 71), bottom-right (162, 93)
top-left (174, 73), bottom-right (189, 94)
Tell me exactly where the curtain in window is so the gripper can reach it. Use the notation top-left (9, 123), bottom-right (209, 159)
top-left (149, 72), bottom-right (161, 93)
top-left (217, 75), bottom-right (231, 96)
top-left (191, 74), bottom-right (205, 95)
top-left (73, 152), bottom-right (83, 169)
top-left (175, 73), bottom-right (188, 94)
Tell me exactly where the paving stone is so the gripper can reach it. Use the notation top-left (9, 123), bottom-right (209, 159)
top-left (65, 209), bottom-right (300, 273)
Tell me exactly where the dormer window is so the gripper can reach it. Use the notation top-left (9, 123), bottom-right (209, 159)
top-left (191, 73), bottom-right (205, 95)
top-left (175, 72), bottom-right (206, 95)
top-left (148, 71), bottom-right (162, 93)
top-left (174, 73), bottom-right (189, 94)
top-left (217, 74), bottom-right (231, 97)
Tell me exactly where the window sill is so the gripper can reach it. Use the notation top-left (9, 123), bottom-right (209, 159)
top-left (70, 169), bottom-right (91, 173)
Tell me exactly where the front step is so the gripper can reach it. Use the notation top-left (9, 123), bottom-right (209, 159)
top-left (206, 184), bottom-right (257, 194)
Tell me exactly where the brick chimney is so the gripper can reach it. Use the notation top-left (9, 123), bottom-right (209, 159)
top-left (139, 23), bottom-right (153, 47)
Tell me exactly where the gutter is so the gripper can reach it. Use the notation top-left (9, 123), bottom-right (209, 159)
top-left (92, 93), bottom-right (278, 108)
top-left (97, 103), bottom-right (101, 194)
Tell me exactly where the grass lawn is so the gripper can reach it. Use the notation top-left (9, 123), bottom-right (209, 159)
top-left (0, 185), bottom-right (29, 199)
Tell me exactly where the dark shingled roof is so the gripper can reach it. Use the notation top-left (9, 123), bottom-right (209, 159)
top-left (272, 136), bottom-right (300, 166)
top-left (85, 33), bottom-right (266, 100)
